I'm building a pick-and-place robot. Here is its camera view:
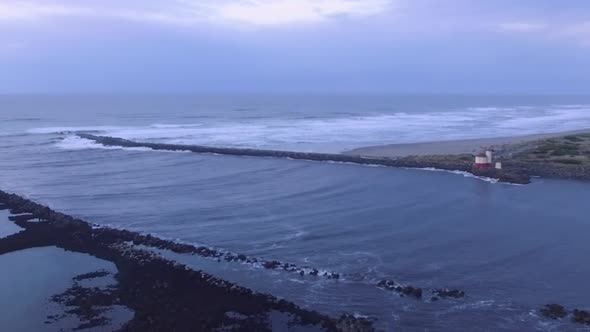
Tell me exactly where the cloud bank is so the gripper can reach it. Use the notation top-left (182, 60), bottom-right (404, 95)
top-left (0, 0), bottom-right (393, 26)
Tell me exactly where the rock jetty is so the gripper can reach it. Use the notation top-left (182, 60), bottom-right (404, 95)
top-left (77, 134), bottom-right (532, 184)
top-left (0, 190), bottom-right (374, 331)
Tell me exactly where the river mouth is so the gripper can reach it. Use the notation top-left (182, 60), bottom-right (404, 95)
top-left (2, 95), bottom-right (590, 331)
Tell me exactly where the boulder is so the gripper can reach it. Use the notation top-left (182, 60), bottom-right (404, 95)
top-left (540, 304), bottom-right (567, 320)
top-left (262, 261), bottom-right (281, 269)
top-left (433, 288), bottom-right (465, 299)
top-left (573, 309), bottom-right (590, 324)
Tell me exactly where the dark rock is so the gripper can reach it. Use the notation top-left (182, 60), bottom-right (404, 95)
top-left (433, 288), bottom-right (465, 299)
top-left (377, 280), bottom-right (397, 291)
top-left (73, 270), bottom-right (111, 281)
top-left (402, 286), bottom-right (422, 299)
top-left (9, 214), bottom-right (38, 224)
top-left (471, 167), bottom-right (530, 185)
top-left (431, 296), bottom-right (439, 302)
top-left (377, 280), bottom-right (422, 299)
top-left (573, 309), bottom-right (590, 324)
top-left (540, 304), bottom-right (568, 320)
top-left (262, 261), bottom-right (281, 269)
top-left (335, 314), bottom-right (374, 332)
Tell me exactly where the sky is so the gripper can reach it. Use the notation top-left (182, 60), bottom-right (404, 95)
top-left (0, 0), bottom-right (589, 94)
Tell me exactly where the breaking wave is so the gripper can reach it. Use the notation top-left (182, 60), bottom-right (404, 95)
top-left (25, 104), bottom-right (590, 153)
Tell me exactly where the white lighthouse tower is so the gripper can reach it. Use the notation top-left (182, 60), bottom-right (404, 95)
top-left (485, 150), bottom-right (493, 164)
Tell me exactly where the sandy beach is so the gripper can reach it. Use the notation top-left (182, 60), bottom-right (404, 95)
top-left (344, 129), bottom-right (590, 158)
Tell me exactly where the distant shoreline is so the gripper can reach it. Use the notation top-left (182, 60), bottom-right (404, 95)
top-left (77, 133), bottom-right (532, 184)
top-left (344, 129), bottom-right (590, 158)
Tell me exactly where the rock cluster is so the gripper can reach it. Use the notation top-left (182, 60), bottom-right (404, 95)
top-left (471, 167), bottom-right (531, 184)
top-left (540, 304), bottom-right (590, 325)
top-left (376, 280), bottom-right (469, 302)
top-left (376, 280), bottom-right (423, 299)
top-left (0, 190), bottom-right (374, 331)
top-left (573, 309), bottom-right (590, 324)
top-left (433, 288), bottom-right (466, 299)
top-left (540, 304), bottom-right (567, 319)
top-left (335, 314), bottom-right (375, 332)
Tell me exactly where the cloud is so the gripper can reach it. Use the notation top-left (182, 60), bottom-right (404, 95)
top-left (554, 21), bottom-right (590, 46)
top-left (212, 0), bottom-right (392, 25)
top-left (493, 20), bottom-right (590, 47)
top-left (0, 2), bottom-right (90, 20)
top-left (0, 0), bottom-right (393, 27)
top-left (496, 22), bottom-right (545, 33)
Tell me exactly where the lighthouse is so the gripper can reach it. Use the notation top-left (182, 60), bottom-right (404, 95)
top-left (474, 150), bottom-right (494, 168)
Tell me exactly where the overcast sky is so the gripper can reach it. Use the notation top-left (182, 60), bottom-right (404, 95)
top-left (1, 0), bottom-right (589, 94)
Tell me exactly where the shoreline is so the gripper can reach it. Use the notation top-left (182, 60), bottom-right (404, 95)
top-left (77, 130), bottom-right (590, 184)
top-left (2, 191), bottom-right (590, 329)
top-left (0, 190), bottom-right (376, 331)
top-left (343, 129), bottom-right (590, 158)
top-left (77, 133), bottom-right (532, 184)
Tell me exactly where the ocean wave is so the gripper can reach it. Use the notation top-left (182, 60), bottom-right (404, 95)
top-left (25, 105), bottom-right (590, 153)
top-left (149, 123), bottom-right (203, 129)
top-left (416, 168), bottom-right (500, 184)
top-left (27, 126), bottom-right (124, 135)
top-left (55, 136), bottom-right (153, 152)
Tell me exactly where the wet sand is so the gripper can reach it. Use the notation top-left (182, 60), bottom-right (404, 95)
top-left (344, 129), bottom-right (590, 157)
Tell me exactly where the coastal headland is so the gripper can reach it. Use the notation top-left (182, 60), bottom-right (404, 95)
top-left (346, 130), bottom-right (590, 182)
top-left (78, 131), bottom-right (590, 184)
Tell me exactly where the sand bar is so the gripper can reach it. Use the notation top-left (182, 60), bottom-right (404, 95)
top-left (344, 129), bottom-right (590, 158)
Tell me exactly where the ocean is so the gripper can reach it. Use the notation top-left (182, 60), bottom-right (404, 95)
top-left (1, 94), bottom-right (590, 331)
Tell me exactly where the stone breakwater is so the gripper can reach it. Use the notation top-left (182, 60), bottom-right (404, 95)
top-left (2, 193), bottom-right (589, 329)
top-left (77, 134), bottom-right (531, 184)
top-left (1, 190), bottom-right (466, 304)
top-left (0, 190), bottom-right (374, 332)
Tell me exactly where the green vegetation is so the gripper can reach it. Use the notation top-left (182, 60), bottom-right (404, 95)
top-left (512, 133), bottom-right (590, 167)
top-left (553, 159), bottom-right (583, 165)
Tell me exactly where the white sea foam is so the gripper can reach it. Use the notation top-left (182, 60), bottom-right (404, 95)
top-left (416, 167), bottom-right (500, 184)
top-left (27, 126), bottom-right (125, 135)
top-left (55, 136), bottom-right (153, 152)
top-left (27, 104), bottom-right (590, 153)
top-left (149, 123), bottom-right (203, 129)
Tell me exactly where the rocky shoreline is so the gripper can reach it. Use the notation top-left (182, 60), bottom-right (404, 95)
top-left (77, 134), bottom-right (532, 184)
top-left (0, 190), bottom-right (472, 331)
top-left (2, 190), bottom-right (590, 329)
top-left (0, 190), bottom-right (375, 331)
